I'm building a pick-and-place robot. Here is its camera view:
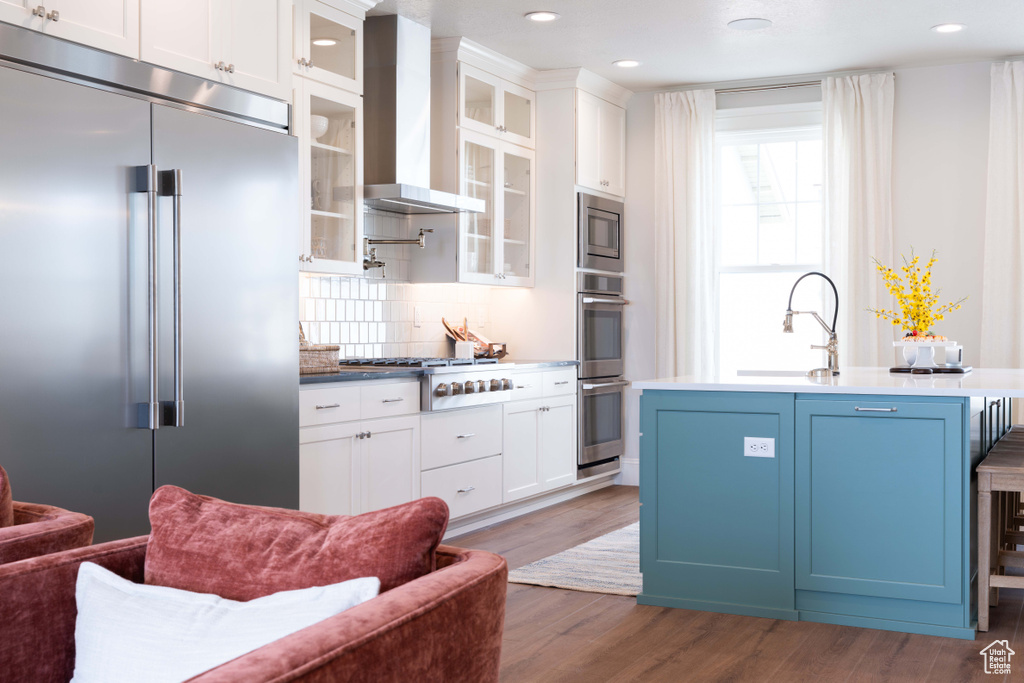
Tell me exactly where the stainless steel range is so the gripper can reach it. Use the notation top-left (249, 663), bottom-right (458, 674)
top-left (340, 358), bottom-right (516, 412)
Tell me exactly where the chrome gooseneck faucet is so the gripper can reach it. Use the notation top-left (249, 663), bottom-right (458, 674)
top-left (784, 271), bottom-right (840, 377)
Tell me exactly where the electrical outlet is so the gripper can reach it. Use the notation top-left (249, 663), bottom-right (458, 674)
top-left (413, 305), bottom-right (422, 328)
top-left (744, 437), bottom-right (775, 458)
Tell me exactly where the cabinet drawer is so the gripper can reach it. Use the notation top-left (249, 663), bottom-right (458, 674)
top-left (543, 368), bottom-right (577, 397)
top-left (361, 381), bottom-right (420, 420)
top-left (421, 405), bottom-right (502, 470)
top-left (299, 385), bottom-right (360, 426)
top-left (510, 372), bottom-right (543, 401)
top-left (421, 455), bottom-right (503, 520)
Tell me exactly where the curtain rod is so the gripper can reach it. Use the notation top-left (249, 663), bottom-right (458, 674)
top-left (716, 80), bottom-right (822, 95)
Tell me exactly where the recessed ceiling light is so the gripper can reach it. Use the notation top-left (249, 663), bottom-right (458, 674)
top-left (524, 11), bottom-right (560, 22)
top-left (931, 23), bottom-right (965, 33)
top-left (312, 38), bottom-right (338, 46)
top-left (613, 59), bottom-right (641, 68)
top-left (727, 18), bottom-right (773, 31)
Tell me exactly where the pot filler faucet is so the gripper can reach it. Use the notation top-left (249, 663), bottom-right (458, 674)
top-left (783, 271), bottom-right (840, 377)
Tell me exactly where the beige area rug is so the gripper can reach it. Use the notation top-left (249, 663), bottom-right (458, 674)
top-left (507, 522), bottom-right (640, 596)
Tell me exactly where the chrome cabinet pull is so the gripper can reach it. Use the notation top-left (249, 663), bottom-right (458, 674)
top-left (134, 165), bottom-right (159, 430)
top-left (160, 170), bottom-right (184, 427)
top-left (516, 384), bottom-right (533, 389)
top-left (457, 486), bottom-right (475, 493)
top-left (48, 8), bottom-right (58, 20)
top-left (854, 407), bottom-right (898, 413)
top-left (456, 433), bottom-right (475, 439)
top-left (226, 64), bottom-right (235, 74)
top-left (315, 403), bottom-right (341, 410)
top-left (365, 431), bottom-right (371, 439)
top-left (31, 5), bottom-right (56, 20)
top-left (382, 397), bottom-right (404, 403)
top-left (554, 380), bottom-right (569, 385)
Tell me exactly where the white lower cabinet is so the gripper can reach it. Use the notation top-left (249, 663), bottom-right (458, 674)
top-left (299, 397), bottom-right (419, 516)
top-left (357, 415), bottom-right (419, 514)
top-left (503, 393), bottom-right (576, 502)
top-left (421, 455), bottom-right (503, 519)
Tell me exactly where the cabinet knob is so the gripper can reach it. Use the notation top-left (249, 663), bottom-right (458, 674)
top-left (214, 61), bottom-right (225, 71)
top-left (463, 381), bottom-right (476, 394)
top-left (451, 382), bottom-right (463, 395)
top-left (227, 64), bottom-right (235, 74)
top-left (501, 378), bottom-right (513, 391)
top-left (490, 379), bottom-right (501, 391)
top-left (434, 383), bottom-right (450, 397)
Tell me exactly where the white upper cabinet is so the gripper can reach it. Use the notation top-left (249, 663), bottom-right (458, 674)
top-left (294, 77), bottom-right (364, 275)
top-left (0, 0), bottom-right (139, 57)
top-left (293, 0), bottom-right (362, 94)
top-left (140, 0), bottom-right (290, 100)
top-left (459, 129), bottom-right (536, 287)
top-left (576, 89), bottom-right (626, 197)
top-left (460, 63), bottom-right (535, 149)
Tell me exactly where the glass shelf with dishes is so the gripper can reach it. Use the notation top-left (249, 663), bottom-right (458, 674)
top-left (296, 78), bottom-right (363, 274)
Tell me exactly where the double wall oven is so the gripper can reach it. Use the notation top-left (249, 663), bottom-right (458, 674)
top-left (577, 271), bottom-right (627, 478)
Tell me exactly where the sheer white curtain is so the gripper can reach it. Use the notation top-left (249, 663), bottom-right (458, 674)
top-left (823, 73), bottom-right (895, 367)
top-left (654, 89), bottom-right (716, 377)
top-left (981, 61), bottom-right (1024, 371)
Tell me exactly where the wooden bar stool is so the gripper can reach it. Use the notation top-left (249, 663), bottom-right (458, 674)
top-left (978, 427), bottom-right (1024, 632)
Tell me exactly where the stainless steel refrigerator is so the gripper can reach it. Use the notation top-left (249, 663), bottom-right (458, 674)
top-left (0, 26), bottom-right (299, 541)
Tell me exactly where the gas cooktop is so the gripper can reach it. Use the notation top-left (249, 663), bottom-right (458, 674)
top-left (339, 357), bottom-right (500, 368)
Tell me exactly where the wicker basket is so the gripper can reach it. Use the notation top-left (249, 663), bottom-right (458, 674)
top-left (298, 324), bottom-right (340, 374)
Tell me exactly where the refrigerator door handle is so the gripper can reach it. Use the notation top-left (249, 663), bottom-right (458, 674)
top-left (134, 165), bottom-right (160, 430)
top-left (160, 170), bottom-right (184, 427)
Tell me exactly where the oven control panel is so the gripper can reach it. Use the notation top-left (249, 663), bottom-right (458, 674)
top-left (421, 368), bottom-right (515, 411)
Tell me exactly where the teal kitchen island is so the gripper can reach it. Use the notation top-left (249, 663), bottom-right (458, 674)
top-left (634, 368), bottom-right (1024, 639)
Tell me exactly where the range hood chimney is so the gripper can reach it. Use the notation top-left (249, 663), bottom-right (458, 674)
top-left (363, 15), bottom-right (483, 214)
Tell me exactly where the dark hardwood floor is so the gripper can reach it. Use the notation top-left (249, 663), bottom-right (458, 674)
top-left (447, 485), bottom-right (1023, 682)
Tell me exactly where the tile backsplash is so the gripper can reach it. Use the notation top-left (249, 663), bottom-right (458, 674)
top-left (299, 210), bottom-right (492, 359)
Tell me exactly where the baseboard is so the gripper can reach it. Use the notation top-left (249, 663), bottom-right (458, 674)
top-left (444, 475), bottom-right (618, 539)
top-left (616, 458), bottom-right (639, 486)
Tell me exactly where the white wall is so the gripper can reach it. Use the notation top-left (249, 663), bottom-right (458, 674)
top-left (891, 62), bottom-right (990, 365)
top-left (621, 91), bottom-right (658, 486)
top-left (621, 61), bottom-right (994, 480)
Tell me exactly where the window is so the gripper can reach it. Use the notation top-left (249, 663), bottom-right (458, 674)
top-left (715, 104), bottom-right (829, 377)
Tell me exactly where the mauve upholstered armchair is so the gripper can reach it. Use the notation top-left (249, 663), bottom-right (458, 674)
top-left (0, 465), bottom-right (94, 565)
top-left (0, 536), bottom-right (508, 682)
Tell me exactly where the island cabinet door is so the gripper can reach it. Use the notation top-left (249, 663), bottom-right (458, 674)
top-left (795, 398), bottom-right (963, 605)
top-left (638, 391), bottom-right (796, 618)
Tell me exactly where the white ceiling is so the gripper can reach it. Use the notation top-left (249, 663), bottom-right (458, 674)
top-left (368, 0), bottom-right (1024, 92)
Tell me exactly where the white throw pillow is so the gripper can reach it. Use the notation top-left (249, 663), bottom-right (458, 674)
top-left (71, 562), bottom-right (379, 683)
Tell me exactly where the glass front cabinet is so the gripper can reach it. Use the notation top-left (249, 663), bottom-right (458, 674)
top-left (459, 63), bottom-right (535, 149)
top-left (295, 77), bottom-right (363, 274)
top-left (293, 0), bottom-right (362, 94)
top-left (459, 129), bottom-right (535, 287)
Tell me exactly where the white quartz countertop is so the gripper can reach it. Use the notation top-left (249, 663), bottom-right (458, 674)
top-left (632, 367), bottom-right (1024, 398)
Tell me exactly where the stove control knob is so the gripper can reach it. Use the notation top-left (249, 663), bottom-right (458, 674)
top-left (451, 382), bottom-right (463, 395)
top-left (477, 379), bottom-right (488, 392)
top-left (490, 379), bottom-right (501, 392)
top-left (463, 381), bottom-right (476, 394)
top-left (434, 383), bottom-right (450, 398)
top-left (501, 378), bottom-right (514, 391)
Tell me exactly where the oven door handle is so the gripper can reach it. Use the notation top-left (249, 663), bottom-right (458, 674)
top-left (582, 380), bottom-right (629, 390)
top-left (581, 297), bottom-right (629, 305)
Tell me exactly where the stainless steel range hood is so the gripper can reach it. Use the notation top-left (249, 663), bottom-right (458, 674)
top-left (363, 15), bottom-right (483, 215)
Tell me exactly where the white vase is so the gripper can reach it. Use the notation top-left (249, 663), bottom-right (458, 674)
top-left (310, 115), bottom-right (329, 142)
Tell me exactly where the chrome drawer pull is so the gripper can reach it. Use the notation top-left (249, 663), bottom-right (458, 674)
top-left (554, 381), bottom-right (570, 385)
top-left (854, 407), bottom-right (897, 412)
top-left (315, 403), bottom-right (341, 410)
top-left (457, 486), bottom-right (475, 493)
top-left (382, 397), bottom-right (404, 403)
top-left (516, 384), bottom-right (533, 389)
top-left (456, 433), bottom-right (475, 439)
